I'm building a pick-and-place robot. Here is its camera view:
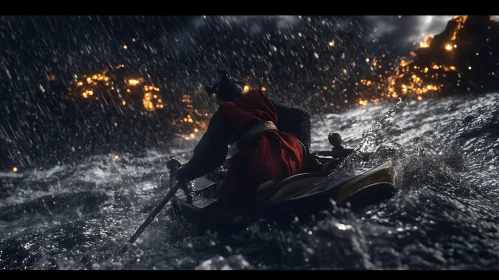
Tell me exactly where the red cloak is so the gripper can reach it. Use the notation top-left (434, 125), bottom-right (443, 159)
top-left (219, 89), bottom-right (306, 201)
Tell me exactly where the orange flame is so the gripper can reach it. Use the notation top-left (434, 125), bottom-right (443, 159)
top-left (419, 35), bottom-right (432, 48)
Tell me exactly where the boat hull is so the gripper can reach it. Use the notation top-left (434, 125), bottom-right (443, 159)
top-left (171, 161), bottom-right (396, 229)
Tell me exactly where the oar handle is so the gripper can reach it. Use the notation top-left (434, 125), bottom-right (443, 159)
top-left (119, 181), bottom-right (184, 255)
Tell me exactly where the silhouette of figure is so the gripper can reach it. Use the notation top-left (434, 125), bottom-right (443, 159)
top-left (174, 68), bottom-right (319, 208)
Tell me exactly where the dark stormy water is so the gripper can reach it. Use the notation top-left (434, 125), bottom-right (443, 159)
top-left (1, 92), bottom-right (498, 270)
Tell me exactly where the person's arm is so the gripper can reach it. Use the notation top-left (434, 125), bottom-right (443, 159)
top-left (175, 109), bottom-right (231, 182)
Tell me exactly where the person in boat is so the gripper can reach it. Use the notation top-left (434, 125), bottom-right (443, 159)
top-left (174, 68), bottom-right (322, 209)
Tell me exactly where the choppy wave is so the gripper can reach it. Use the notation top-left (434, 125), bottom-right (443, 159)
top-left (1, 92), bottom-right (498, 270)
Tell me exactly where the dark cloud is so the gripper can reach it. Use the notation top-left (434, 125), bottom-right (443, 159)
top-left (190, 16), bottom-right (300, 35)
top-left (365, 16), bottom-right (453, 48)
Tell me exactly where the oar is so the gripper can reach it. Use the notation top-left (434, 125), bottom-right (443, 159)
top-left (117, 180), bottom-right (185, 256)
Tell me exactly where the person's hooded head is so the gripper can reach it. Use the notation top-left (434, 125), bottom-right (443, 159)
top-left (205, 68), bottom-right (246, 102)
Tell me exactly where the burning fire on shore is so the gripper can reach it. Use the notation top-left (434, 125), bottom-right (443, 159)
top-left (67, 65), bottom-right (165, 111)
top-left (60, 64), bottom-right (210, 140)
top-left (351, 16), bottom-right (474, 106)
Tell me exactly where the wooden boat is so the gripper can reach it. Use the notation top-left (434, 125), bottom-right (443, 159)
top-left (169, 135), bottom-right (396, 230)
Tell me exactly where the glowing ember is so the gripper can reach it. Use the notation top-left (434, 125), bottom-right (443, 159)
top-left (358, 99), bottom-right (368, 106)
top-left (142, 93), bottom-right (155, 111)
top-left (128, 79), bottom-right (141, 86)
